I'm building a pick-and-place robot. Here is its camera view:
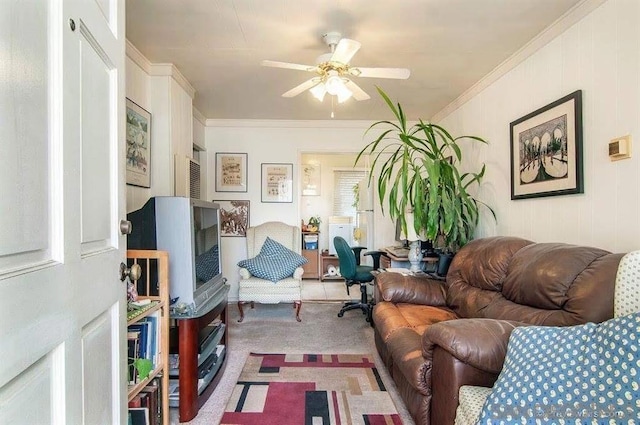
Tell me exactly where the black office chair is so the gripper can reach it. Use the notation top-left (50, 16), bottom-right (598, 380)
top-left (333, 236), bottom-right (382, 322)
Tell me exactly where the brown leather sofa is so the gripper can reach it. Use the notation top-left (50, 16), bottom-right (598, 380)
top-left (373, 236), bottom-right (623, 425)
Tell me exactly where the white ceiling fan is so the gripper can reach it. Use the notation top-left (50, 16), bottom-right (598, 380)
top-left (261, 31), bottom-right (410, 103)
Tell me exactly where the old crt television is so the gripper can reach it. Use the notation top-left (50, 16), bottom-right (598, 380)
top-left (127, 196), bottom-right (223, 312)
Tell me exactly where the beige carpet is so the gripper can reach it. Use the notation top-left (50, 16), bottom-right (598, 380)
top-left (170, 302), bottom-right (414, 425)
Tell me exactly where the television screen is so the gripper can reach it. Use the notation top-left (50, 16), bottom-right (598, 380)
top-left (193, 206), bottom-right (220, 290)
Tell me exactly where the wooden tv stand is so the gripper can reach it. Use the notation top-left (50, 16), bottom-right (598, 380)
top-left (172, 288), bottom-right (229, 422)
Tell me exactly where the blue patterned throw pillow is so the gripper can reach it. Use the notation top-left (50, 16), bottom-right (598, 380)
top-left (237, 237), bottom-right (307, 282)
top-left (478, 312), bottom-right (640, 424)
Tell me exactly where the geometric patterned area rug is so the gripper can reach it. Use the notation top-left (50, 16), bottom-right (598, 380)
top-left (220, 353), bottom-right (402, 425)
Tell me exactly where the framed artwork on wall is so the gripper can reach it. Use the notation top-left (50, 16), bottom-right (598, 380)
top-left (510, 90), bottom-right (583, 200)
top-left (216, 153), bottom-right (248, 192)
top-left (261, 163), bottom-right (293, 203)
top-left (302, 163), bottom-right (321, 196)
top-left (125, 99), bottom-right (151, 188)
top-left (215, 200), bottom-right (250, 237)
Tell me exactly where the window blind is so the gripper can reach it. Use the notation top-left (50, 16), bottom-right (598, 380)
top-left (333, 170), bottom-right (367, 221)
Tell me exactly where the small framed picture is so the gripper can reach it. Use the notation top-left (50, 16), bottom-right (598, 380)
top-left (261, 163), bottom-right (293, 203)
top-left (216, 153), bottom-right (248, 192)
top-left (510, 90), bottom-right (583, 200)
top-left (125, 99), bottom-right (151, 188)
top-left (215, 200), bottom-right (250, 237)
top-left (302, 163), bottom-right (321, 196)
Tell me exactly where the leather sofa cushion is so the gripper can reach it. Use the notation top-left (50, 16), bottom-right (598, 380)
top-left (375, 301), bottom-right (458, 342)
top-left (502, 244), bottom-right (621, 323)
top-left (447, 237), bottom-right (533, 292)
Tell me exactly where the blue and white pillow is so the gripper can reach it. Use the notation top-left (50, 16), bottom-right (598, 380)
top-left (237, 237), bottom-right (307, 282)
top-left (478, 312), bottom-right (640, 424)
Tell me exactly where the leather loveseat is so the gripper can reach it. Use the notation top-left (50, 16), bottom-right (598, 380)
top-left (373, 236), bottom-right (623, 425)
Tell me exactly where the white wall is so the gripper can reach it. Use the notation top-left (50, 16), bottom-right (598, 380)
top-left (206, 121), bottom-right (397, 299)
top-left (435, 0), bottom-right (639, 254)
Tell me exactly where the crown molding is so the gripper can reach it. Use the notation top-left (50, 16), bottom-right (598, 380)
top-left (147, 64), bottom-right (196, 99)
top-left (125, 39), bottom-right (152, 73)
top-left (430, 0), bottom-right (607, 123)
top-left (192, 107), bottom-right (206, 125)
top-left (125, 40), bottom-right (196, 99)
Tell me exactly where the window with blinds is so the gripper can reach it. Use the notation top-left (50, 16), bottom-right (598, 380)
top-left (333, 170), bottom-right (367, 221)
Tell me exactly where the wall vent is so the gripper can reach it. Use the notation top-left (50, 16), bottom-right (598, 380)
top-left (175, 155), bottom-right (201, 199)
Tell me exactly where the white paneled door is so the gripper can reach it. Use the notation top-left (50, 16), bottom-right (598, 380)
top-left (0, 0), bottom-right (126, 424)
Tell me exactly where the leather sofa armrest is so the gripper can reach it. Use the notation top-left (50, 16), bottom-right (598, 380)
top-left (376, 272), bottom-right (447, 306)
top-left (422, 318), bottom-right (530, 374)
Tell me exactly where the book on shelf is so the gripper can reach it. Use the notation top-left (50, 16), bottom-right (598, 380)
top-left (140, 380), bottom-right (160, 425)
top-left (128, 322), bottom-right (149, 361)
top-left (128, 407), bottom-right (149, 425)
top-left (128, 310), bottom-right (160, 370)
top-left (127, 331), bottom-right (141, 384)
top-left (128, 393), bottom-right (142, 408)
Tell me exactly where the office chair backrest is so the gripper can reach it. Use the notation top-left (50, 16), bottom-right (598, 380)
top-left (334, 236), bottom-right (357, 279)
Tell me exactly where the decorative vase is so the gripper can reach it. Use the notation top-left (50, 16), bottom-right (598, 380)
top-left (408, 240), bottom-right (423, 273)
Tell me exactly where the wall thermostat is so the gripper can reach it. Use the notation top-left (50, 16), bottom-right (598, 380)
top-left (609, 135), bottom-right (631, 161)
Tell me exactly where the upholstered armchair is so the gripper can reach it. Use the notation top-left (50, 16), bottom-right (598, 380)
top-left (454, 250), bottom-right (640, 424)
top-left (237, 221), bottom-right (306, 322)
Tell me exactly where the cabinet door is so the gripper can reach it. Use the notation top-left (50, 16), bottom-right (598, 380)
top-left (0, 1), bottom-right (126, 424)
top-left (301, 250), bottom-right (319, 279)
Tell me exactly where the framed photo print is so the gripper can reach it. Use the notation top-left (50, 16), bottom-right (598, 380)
top-left (216, 153), bottom-right (247, 192)
top-left (125, 99), bottom-right (151, 188)
top-left (302, 163), bottom-right (321, 196)
top-left (261, 163), bottom-right (293, 203)
top-left (216, 200), bottom-right (250, 237)
top-left (510, 90), bottom-right (583, 200)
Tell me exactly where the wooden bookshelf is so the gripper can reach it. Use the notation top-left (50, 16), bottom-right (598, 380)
top-left (127, 250), bottom-right (170, 425)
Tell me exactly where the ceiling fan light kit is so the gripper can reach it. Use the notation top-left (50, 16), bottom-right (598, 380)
top-left (261, 31), bottom-right (410, 104)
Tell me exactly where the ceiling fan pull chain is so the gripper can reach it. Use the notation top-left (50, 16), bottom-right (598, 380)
top-left (331, 96), bottom-right (335, 119)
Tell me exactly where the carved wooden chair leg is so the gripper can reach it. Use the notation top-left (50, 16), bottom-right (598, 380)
top-left (294, 301), bottom-right (302, 322)
top-left (237, 301), bottom-right (256, 322)
top-left (237, 301), bottom-right (245, 323)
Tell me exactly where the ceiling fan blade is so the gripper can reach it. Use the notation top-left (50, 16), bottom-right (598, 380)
top-left (351, 67), bottom-right (411, 79)
top-left (261, 60), bottom-right (317, 73)
top-left (344, 80), bottom-right (370, 101)
top-left (330, 39), bottom-right (361, 65)
top-left (282, 78), bottom-right (321, 98)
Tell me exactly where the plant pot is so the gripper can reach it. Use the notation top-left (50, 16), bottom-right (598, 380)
top-left (437, 253), bottom-right (454, 277)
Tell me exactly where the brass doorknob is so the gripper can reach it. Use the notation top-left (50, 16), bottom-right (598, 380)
top-left (119, 262), bottom-right (142, 282)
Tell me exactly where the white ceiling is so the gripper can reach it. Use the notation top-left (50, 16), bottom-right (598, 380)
top-left (126, 0), bottom-right (583, 121)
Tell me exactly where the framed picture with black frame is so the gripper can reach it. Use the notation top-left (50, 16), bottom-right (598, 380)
top-left (125, 99), bottom-right (152, 188)
top-left (510, 90), bottom-right (583, 200)
top-left (261, 163), bottom-right (293, 203)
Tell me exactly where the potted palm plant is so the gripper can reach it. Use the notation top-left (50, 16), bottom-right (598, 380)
top-left (357, 87), bottom-right (495, 275)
